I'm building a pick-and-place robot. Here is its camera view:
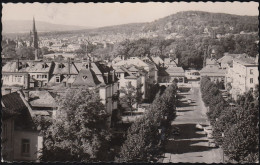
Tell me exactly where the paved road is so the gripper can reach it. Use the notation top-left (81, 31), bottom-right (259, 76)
top-left (160, 85), bottom-right (224, 163)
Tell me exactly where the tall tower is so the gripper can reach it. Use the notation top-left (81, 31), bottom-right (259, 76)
top-left (31, 17), bottom-right (38, 49)
top-left (29, 17), bottom-right (39, 60)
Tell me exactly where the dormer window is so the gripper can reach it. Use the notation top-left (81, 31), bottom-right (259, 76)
top-left (58, 63), bottom-right (63, 68)
top-left (83, 76), bottom-right (87, 79)
top-left (85, 65), bottom-right (89, 69)
top-left (42, 63), bottom-right (48, 69)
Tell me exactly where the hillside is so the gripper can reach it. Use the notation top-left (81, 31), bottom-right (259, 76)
top-left (142, 11), bottom-right (258, 35)
top-left (2, 20), bottom-right (90, 34)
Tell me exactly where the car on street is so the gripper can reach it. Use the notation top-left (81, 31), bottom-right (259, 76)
top-left (172, 126), bottom-right (180, 135)
top-left (187, 99), bottom-right (192, 103)
top-left (207, 133), bottom-right (213, 139)
top-left (195, 123), bottom-right (204, 130)
top-left (208, 139), bottom-right (217, 148)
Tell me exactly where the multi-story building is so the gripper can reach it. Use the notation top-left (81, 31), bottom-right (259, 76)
top-left (229, 55), bottom-right (258, 100)
top-left (114, 65), bottom-right (148, 99)
top-left (113, 56), bottom-right (158, 84)
top-left (1, 91), bottom-right (42, 161)
top-left (2, 60), bottom-right (54, 89)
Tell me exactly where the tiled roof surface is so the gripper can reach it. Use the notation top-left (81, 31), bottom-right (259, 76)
top-left (2, 92), bottom-right (36, 131)
top-left (200, 65), bottom-right (226, 76)
top-left (29, 90), bottom-right (56, 107)
top-left (53, 62), bottom-right (79, 75)
top-left (72, 69), bottom-right (101, 87)
top-left (2, 61), bottom-right (52, 73)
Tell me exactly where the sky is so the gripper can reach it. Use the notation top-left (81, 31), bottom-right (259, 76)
top-left (2, 2), bottom-right (259, 27)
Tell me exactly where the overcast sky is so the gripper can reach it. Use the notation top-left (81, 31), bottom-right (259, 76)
top-left (2, 2), bottom-right (259, 27)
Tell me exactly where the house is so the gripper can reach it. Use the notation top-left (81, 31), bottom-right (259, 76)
top-left (71, 61), bottom-right (119, 127)
top-left (114, 65), bottom-right (148, 99)
top-left (217, 53), bottom-right (247, 69)
top-left (228, 54), bottom-right (258, 100)
top-left (113, 56), bottom-right (158, 84)
top-left (1, 92), bottom-right (42, 162)
top-left (43, 53), bottom-right (77, 61)
top-left (24, 90), bottom-right (57, 118)
top-left (158, 66), bottom-right (185, 83)
top-left (200, 65), bottom-right (226, 83)
top-left (2, 60), bottom-right (54, 88)
top-left (48, 59), bottom-right (79, 87)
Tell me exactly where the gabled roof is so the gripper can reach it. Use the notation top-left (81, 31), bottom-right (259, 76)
top-left (72, 69), bottom-right (101, 87)
top-left (200, 65), bottom-right (226, 76)
top-left (29, 90), bottom-right (56, 107)
top-left (2, 92), bottom-right (36, 131)
top-left (165, 66), bottom-right (185, 76)
top-left (53, 62), bottom-right (79, 75)
top-left (128, 65), bottom-right (139, 72)
top-left (2, 61), bottom-right (52, 73)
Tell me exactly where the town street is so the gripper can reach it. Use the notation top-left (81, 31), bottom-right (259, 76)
top-left (160, 83), bottom-right (224, 163)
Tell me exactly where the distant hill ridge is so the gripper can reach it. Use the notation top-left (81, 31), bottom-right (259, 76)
top-left (3, 11), bottom-right (258, 36)
top-left (2, 20), bottom-right (90, 34)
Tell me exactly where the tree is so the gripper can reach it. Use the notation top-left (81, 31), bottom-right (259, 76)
top-left (41, 88), bottom-right (112, 162)
top-left (116, 83), bottom-right (177, 162)
top-left (120, 83), bottom-right (143, 116)
top-left (16, 46), bottom-right (35, 60)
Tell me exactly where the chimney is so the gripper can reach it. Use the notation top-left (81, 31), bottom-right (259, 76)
top-left (255, 54), bottom-right (259, 63)
top-left (104, 73), bottom-right (109, 84)
top-left (68, 58), bottom-right (71, 75)
top-left (122, 55), bottom-right (125, 61)
top-left (24, 90), bottom-right (29, 101)
top-left (16, 59), bottom-right (20, 71)
top-left (112, 70), bottom-right (115, 82)
top-left (35, 49), bottom-right (38, 61)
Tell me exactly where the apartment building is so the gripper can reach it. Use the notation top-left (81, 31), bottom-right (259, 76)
top-left (1, 92), bottom-right (42, 162)
top-left (229, 55), bottom-right (258, 100)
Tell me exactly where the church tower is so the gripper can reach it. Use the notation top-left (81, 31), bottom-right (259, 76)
top-left (29, 17), bottom-right (39, 60)
top-left (30, 17), bottom-right (38, 49)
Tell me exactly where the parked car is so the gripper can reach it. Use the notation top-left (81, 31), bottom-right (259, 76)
top-left (207, 133), bottom-right (213, 139)
top-left (187, 99), bottom-right (192, 103)
top-left (208, 139), bottom-right (217, 148)
top-left (196, 123), bottom-right (204, 130)
top-left (172, 126), bottom-right (180, 135)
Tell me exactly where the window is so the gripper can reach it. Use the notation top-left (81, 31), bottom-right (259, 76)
top-left (21, 139), bottom-right (30, 156)
top-left (32, 75), bottom-right (35, 78)
top-left (250, 69), bottom-right (253, 75)
top-left (250, 78), bottom-right (253, 84)
top-left (37, 75), bottom-right (40, 79)
top-left (56, 76), bottom-right (60, 83)
top-left (43, 75), bottom-right (47, 79)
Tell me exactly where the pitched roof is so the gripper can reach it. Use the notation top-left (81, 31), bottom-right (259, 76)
top-left (234, 55), bottom-right (258, 66)
top-left (72, 68), bottom-right (101, 87)
top-left (29, 90), bottom-right (56, 107)
top-left (200, 65), bottom-right (226, 76)
top-left (2, 92), bottom-right (36, 131)
top-left (53, 62), bottom-right (79, 75)
top-left (128, 65), bottom-right (139, 72)
top-left (166, 66), bottom-right (185, 76)
top-left (2, 61), bottom-right (52, 73)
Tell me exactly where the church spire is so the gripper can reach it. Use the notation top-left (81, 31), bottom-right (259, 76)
top-left (32, 17), bottom-right (37, 33)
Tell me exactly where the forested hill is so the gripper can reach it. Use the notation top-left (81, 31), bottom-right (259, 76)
top-left (142, 11), bottom-right (258, 35)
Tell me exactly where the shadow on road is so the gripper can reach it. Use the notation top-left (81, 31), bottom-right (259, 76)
top-left (165, 139), bottom-right (211, 154)
top-left (164, 124), bottom-right (211, 154)
top-left (177, 109), bottom-right (194, 112)
top-left (177, 101), bottom-right (196, 107)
